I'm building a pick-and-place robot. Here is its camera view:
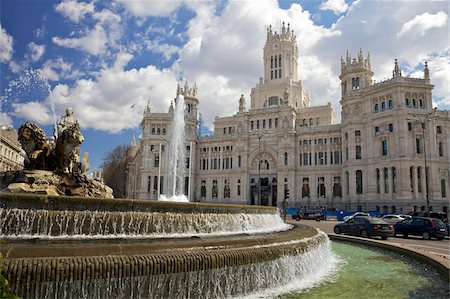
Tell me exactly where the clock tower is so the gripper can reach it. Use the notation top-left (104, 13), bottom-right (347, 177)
top-left (251, 22), bottom-right (310, 109)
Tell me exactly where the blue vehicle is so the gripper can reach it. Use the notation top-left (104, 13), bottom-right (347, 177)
top-left (334, 216), bottom-right (394, 240)
top-left (394, 217), bottom-right (447, 240)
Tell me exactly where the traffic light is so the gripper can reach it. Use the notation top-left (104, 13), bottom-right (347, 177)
top-left (284, 188), bottom-right (290, 199)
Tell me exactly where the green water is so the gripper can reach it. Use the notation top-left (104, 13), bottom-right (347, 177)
top-left (281, 241), bottom-right (449, 299)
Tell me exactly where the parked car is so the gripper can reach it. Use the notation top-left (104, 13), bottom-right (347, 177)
top-left (343, 212), bottom-right (370, 222)
top-left (381, 214), bottom-right (406, 224)
top-left (334, 216), bottom-right (394, 240)
top-left (394, 217), bottom-right (447, 240)
top-left (292, 209), bottom-right (325, 221)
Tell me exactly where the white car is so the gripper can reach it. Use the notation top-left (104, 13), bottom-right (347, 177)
top-left (343, 212), bottom-right (370, 222)
top-left (381, 214), bottom-right (405, 224)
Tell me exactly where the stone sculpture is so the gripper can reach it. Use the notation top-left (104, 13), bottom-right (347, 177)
top-left (17, 122), bottom-right (55, 170)
top-left (55, 122), bottom-right (84, 173)
top-left (1, 108), bottom-right (112, 198)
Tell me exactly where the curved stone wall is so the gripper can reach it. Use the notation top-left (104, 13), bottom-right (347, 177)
top-left (0, 193), bottom-right (333, 298)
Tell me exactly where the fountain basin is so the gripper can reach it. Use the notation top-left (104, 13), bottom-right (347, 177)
top-left (0, 193), bottom-right (337, 298)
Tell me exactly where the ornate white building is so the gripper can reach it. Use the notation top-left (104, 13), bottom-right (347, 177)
top-left (0, 126), bottom-right (24, 172)
top-left (126, 23), bottom-right (450, 214)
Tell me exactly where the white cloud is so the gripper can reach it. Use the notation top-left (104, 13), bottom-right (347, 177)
top-left (0, 113), bottom-right (13, 127)
top-left (398, 11), bottom-right (447, 37)
top-left (52, 24), bottom-right (108, 56)
top-left (117, 0), bottom-right (184, 17)
top-left (26, 42), bottom-right (45, 62)
top-left (41, 58), bottom-right (80, 81)
top-left (11, 101), bottom-right (53, 125)
top-left (54, 0), bottom-right (94, 23)
top-left (0, 24), bottom-right (14, 63)
top-left (50, 53), bottom-right (179, 133)
top-left (320, 0), bottom-right (349, 15)
top-left (146, 40), bottom-right (181, 61)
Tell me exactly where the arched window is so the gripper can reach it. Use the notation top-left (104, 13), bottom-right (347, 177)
top-left (284, 152), bottom-right (288, 166)
top-left (279, 55), bottom-right (282, 67)
top-left (374, 103), bottom-right (379, 112)
top-left (388, 99), bottom-right (393, 109)
top-left (419, 99), bottom-right (423, 108)
top-left (268, 96), bottom-right (279, 107)
top-left (381, 102), bottom-right (386, 111)
top-left (405, 98), bottom-right (409, 107)
top-left (412, 98), bottom-right (416, 107)
top-left (270, 57), bottom-right (273, 68)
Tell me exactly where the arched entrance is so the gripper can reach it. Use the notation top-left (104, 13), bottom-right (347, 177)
top-left (249, 150), bottom-right (277, 206)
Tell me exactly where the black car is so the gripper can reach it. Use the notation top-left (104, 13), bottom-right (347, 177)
top-left (292, 209), bottom-right (325, 221)
top-left (394, 217), bottom-right (447, 240)
top-left (333, 216), bottom-right (394, 240)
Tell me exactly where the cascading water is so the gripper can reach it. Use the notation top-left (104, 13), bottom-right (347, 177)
top-left (0, 208), bottom-right (292, 239)
top-left (161, 94), bottom-right (188, 202)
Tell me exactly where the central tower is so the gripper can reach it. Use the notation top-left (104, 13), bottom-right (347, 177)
top-left (251, 22), bottom-right (311, 110)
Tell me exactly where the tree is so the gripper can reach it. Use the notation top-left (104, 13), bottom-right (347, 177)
top-left (101, 144), bottom-right (129, 198)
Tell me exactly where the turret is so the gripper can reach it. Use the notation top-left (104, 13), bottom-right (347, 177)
top-left (263, 22), bottom-right (298, 83)
top-left (174, 81), bottom-right (199, 119)
top-left (339, 49), bottom-right (373, 95)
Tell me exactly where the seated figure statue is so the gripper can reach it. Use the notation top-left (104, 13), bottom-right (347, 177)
top-left (57, 107), bottom-right (76, 136)
top-left (17, 122), bottom-right (54, 170)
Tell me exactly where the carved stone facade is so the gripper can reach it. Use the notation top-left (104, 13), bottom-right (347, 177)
top-left (127, 23), bottom-right (450, 214)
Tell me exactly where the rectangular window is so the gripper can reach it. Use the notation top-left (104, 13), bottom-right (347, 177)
top-left (154, 155), bottom-right (160, 167)
top-left (284, 152), bottom-right (288, 166)
top-left (238, 155), bottom-right (241, 167)
top-left (319, 152), bottom-right (324, 165)
top-left (303, 153), bottom-right (308, 166)
top-left (382, 140), bottom-right (388, 156)
top-left (279, 69), bottom-right (282, 78)
top-left (437, 126), bottom-right (442, 134)
top-left (269, 119), bottom-right (272, 128)
top-left (251, 121), bottom-right (254, 130)
top-left (416, 138), bottom-right (421, 154)
top-left (356, 145), bottom-right (362, 159)
top-left (263, 119), bottom-right (266, 128)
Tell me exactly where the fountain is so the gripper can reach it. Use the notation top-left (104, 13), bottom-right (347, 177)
top-left (159, 94), bottom-right (188, 202)
top-left (0, 193), bottom-right (338, 298)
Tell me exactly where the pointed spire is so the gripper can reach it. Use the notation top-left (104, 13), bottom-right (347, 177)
top-left (282, 21), bottom-right (286, 35)
top-left (169, 100), bottom-right (174, 113)
top-left (366, 52), bottom-right (371, 69)
top-left (393, 59), bottom-right (401, 77)
top-left (131, 134), bottom-right (136, 146)
top-left (424, 61), bottom-right (429, 80)
top-left (358, 48), bottom-right (363, 62)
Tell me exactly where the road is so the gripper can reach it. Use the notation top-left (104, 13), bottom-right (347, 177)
top-left (287, 219), bottom-right (450, 260)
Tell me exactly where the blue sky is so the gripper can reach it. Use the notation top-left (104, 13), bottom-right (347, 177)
top-left (1, 0), bottom-right (449, 173)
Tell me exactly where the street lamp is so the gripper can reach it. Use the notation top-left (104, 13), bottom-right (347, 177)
top-left (250, 130), bottom-right (267, 205)
top-left (410, 112), bottom-right (433, 213)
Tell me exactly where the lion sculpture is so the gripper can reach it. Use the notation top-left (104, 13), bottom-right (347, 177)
top-left (55, 122), bottom-right (84, 173)
top-left (18, 122), bottom-right (55, 170)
